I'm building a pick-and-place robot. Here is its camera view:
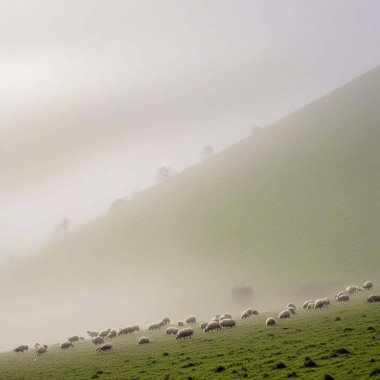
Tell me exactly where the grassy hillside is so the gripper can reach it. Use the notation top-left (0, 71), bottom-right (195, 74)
top-left (0, 66), bottom-right (379, 351)
top-left (1, 292), bottom-right (379, 379)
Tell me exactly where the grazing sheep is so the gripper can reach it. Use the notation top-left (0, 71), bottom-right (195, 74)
top-left (266, 317), bottom-right (276, 326)
top-left (176, 327), bottom-right (194, 339)
top-left (335, 291), bottom-right (347, 299)
top-left (148, 323), bottom-right (161, 331)
top-left (137, 337), bottom-right (151, 345)
top-left (60, 342), bottom-right (74, 349)
top-left (287, 306), bottom-right (297, 314)
top-left (322, 298), bottom-right (331, 306)
top-left (314, 299), bottom-right (325, 309)
top-left (241, 310), bottom-right (250, 319)
top-left (96, 343), bottom-right (113, 353)
top-left (337, 294), bottom-right (350, 302)
top-left (200, 322), bottom-right (208, 330)
top-left (118, 325), bottom-right (139, 336)
top-left (161, 317), bottom-right (170, 325)
top-left (302, 300), bottom-right (313, 309)
top-left (185, 316), bottom-right (196, 324)
top-left (346, 285), bottom-right (356, 294)
top-left (99, 329), bottom-right (111, 338)
top-left (92, 336), bottom-right (105, 345)
top-left (251, 309), bottom-right (259, 315)
top-left (205, 321), bottom-right (221, 332)
top-left (14, 345), bottom-right (28, 353)
top-left (87, 330), bottom-right (99, 338)
top-left (363, 281), bottom-right (374, 290)
top-left (367, 295), bottom-right (380, 303)
top-left (165, 327), bottom-right (179, 335)
top-left (220, 318), bottom-right (236, 328)
top-left (159, 321), bottom-right (166, 327)
top-left (219, 315), bottom-right (229, 321)
top-left (106, 331), bottom-right (116, 339)
top-left (287, 303), bottom-right (296, 310)
top-left (68, 336), bottom-right (79, 342)
top-left (278, 310), bottom-right (291, 319)
top-left (34, 344), bottom-right (47, 360)
top-left (307, 301), bottom-right (315, 309)
top-left (177, 322), bottom-right (184, 326)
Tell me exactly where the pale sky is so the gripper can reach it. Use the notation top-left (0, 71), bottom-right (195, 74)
top-left (0, 0), bottom-right (379, 262)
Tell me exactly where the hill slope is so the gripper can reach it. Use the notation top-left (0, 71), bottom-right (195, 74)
top-left (1, 66), bottom-right (379, 351)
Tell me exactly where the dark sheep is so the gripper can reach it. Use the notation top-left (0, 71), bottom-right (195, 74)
top-left (367, 295), bottom-right (380, 303)
top-left (60, 342), bottom-right (74, 349)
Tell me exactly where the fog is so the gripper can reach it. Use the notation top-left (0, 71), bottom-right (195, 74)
top-left (0, 0), bottom-right (379, 351)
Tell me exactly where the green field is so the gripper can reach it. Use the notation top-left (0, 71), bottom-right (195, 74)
top-left (1, 291), bottom-right (379, 380)
top-left (0, 67), bottom-right (379, 357)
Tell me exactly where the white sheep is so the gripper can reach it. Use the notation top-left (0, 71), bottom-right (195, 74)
top-left (92, 336), bottom-right (105, 345)
top-left (176, 327), bottom-right (194, 339)
top-left (220, 318), bottom-right (236, 328)
top-left (363, 281), bottom-right (374, 290)
top-left (205, 321), bottom-right (221, 332)
top-left (287, 306), bottom-right (296, 314)
top-left (165, 327), bottom-right (179, 335)
top-left (287, 303), bottom-right (296, 310)
top-left (278, 310), bottom-right (291, 319)
top-left (302, 300), bottom-right (313, 309)
top-left (185, 316), bottom-right (196, 324)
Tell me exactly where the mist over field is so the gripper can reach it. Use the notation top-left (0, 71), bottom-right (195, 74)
top-left (0, 0), bottom-right (379, 354)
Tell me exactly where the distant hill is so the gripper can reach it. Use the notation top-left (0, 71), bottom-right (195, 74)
top-left (1, 66), bottom-right (379, 351)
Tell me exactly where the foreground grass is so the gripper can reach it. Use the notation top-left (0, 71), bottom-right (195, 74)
top-left (1, 292), bottom-right (379, 379)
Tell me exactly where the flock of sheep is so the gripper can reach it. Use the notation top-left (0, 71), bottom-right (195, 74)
top-left (12, 280), bottom-right (378, 359)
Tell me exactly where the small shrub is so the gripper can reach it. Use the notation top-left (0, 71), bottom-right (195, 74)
top-left (303, 357), bottom-right (317, 367)
top-left (370, 368), bottom-right (380, 377)
top-left (274, 362), bottom-right (286, 369)
top-left (215, 365), bottom-right (226, 373)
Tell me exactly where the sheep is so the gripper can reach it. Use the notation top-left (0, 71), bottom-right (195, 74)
top-left (34, 344), bottom-right (47, 360)
top-left (251, 309), bottom-right (259, 315)
top-left (87, 330), bottom-right (99, 338)
top-left (118, 325), bottom-right (139, 336)
top-left (314, 299), bottom-right (326, 309)
top-left (205, 321), bottom-right (221, 332)
top-left (148, 323), bottom-right (161, 331)
top-left (363, 281), bottom-right (374, 290)
top-left (287, 303), bottom-right (296, 310)
top-left (266, 317), bottom-right (276, 326)
top-left (307, 301), bottom-right (315, 309)
top-left (241, 310), bottom-right (250, 319)
top-left (346, 285), bottom-right (356, 294)
top-left (287, 306), bottom-right (297, 314)
top-left (14, 345), bottom-right (28, 353)
top-left (367, 295), bottom-right (380, 303)
top-left (99, 329), bottom-right (111, 338)
top-left (220, 318), bottom-right (236, 328)
top-left (161, 317), bottom-right (170, 325)
top-left (185, 316), bottom-right (196, 324)
top-left (302, 300), bottom-right (313, 309)
top-left (92, 336), bottom-right (105, 345)
top-left (200, 322), bottom-right (208, 330)
top-left (278, 310), bottom-right (291, 319)
top-left (106, 331), bottom-right (116, 339)
top-left (322, 298), bottom-right (331, 306)
top-left (177, 322), bottom-right (184, 326)
top-left (137, 337), bottom-right (151, 344)
top-left (337, 294), bottom-right (350, 302)
top-left (335, 291), bottom-right (347, 299)
top-left (96, 343), bottom-right (113, 353)
top-left (176, 327), bottom-right (194, 339)
top-left (60, 342), bottom-right (74, 349)
top-left (210, 316), bottom-right (220, 322)
top-left (165, 327), bottom-right (179, 335)
top-left (159, 321), bottom-right (166, 327)
top-left (219, 315), bottom-right (229, 321)
top-left (68, 336), bottom-right (79, 342)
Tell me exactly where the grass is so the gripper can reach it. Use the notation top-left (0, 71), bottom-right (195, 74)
top-left (1, 291), bottom-right (379, 379)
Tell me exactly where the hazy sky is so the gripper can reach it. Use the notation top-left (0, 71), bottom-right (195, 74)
top-left (0, 0), bottom-right (379, 261)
